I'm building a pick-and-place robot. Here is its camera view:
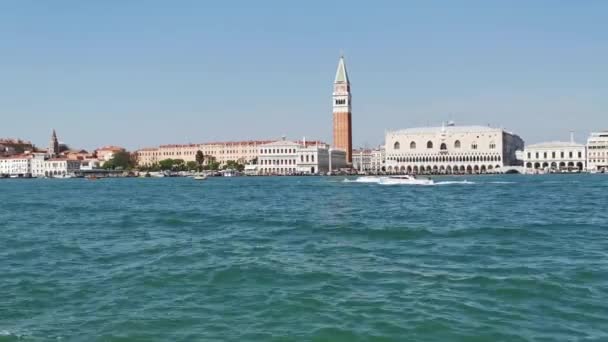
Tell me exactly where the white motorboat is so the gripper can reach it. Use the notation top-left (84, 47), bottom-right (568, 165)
top-left (354, 176), bottom-right (386, 183)
top-left (378, 175), bottom-right (434, 185)
top-left (193, 174), bottom-right (207, 180)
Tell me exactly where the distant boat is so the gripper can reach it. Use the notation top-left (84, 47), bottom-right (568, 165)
top-left (221, 169), bottom-right (241, 177)
top-left (86, 175), bottom-right (99, 181)
top-left (379, 175), bottom-right (434, 186)
top-left (193, 174), bottom-right (208, 180)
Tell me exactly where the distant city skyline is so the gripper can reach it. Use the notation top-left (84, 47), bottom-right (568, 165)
top-left (1, 1), bottom-right (607, 151)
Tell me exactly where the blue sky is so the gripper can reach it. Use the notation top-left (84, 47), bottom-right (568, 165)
top-left (1, 0), bottom-right (606, 150)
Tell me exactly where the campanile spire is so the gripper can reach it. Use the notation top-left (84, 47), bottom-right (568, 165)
top-left (332, 55), bottom-right (353, 163)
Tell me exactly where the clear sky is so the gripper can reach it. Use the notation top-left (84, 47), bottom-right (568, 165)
top-left (1, 0), bottom-right (606, 151)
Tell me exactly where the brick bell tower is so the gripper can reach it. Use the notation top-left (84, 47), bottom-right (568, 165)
top-left (332, 55), bottom-right (353, 163)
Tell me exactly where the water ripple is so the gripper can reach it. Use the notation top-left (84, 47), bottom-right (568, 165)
top-left (1, 175), bottom-right (607, 341)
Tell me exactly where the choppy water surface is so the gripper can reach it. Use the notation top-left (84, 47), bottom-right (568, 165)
top-left (1, 175), bottom-right (607, 341)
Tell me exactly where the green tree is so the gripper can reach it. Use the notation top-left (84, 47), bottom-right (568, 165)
top-left (103, 151), bottom-right (133, 170)
top-left (195, 150), bottom-right (205, 170)
top-left (224, 160), bottom-right (245, 172)
top-left (172, 159), bottom-right (185, 171)
top-left (158, 159), bottom-right (175, 170)
top-left (186, 161), bottom-right (198, 171)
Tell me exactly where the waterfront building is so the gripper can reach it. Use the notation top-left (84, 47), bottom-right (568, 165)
top-left (0, 155), bottom-right (33, 177)
top-left (80, 159), bottom-right (103, 171)
top-left (0, 152), bottom-right (83, 178)
top-left (523, 135), bottom-right (585, 172)
top-left (41, 158), bottom-right (82, 177)
top-left (95, 146), bottom-right (125, 161)
top-left (257, 138), bottom-right (346, 175)
top-left (332, 56), bottom-right (353, 164)
top-left (136, 140), bottom-right (272, 167)
top-left (385, 123), bottom-right (524, 174)
top-left (352, 147), bottom-right (385, 173)
top-left (587, 131), bottom-right (608, 172)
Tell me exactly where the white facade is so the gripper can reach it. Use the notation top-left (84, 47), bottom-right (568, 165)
top-left (587, 131), bottom-right (608, 172)
top-left (80, 159), bottom-right (102, 171)
top-left (523, 141), bottom-right (585, 172)
top-left (42, 159), bottom-right (81, 177)
top-left (352, 147), bottom-right (385, 173)
top-left (385, 124), bottom-right (524, 174)
top-left (257, 139), bottom-right (346, 175)
top-left (0, 156), bottom-right (32, 177)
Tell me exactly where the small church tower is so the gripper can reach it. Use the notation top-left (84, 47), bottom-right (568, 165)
top-left (48, 129), bottom-right (59, 157)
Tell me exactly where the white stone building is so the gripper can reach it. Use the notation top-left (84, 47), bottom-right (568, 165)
top-left (257, 139), bottom-right (346, 175)
top-left (352, 147), bottom-right (385, 173)
top-left (41, 159), bottom-right (81, 177)
top-left (385, 123), bottom-right (524, 174)
top-left (523, 139), bottom-right (586, 172)
top-left (0, 155), bottom-right (32, 177)
top-left (587, 131), bottom-right (608, 172)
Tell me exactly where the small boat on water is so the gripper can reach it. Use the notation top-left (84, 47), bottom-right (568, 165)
top-left (354, 176), bottom-right (387, 183)
top-left (379, 175), bottom-right (434, 185)
top-left (352, 175), bottom-right (433, 185)
top-left (193, 174), bottom-right (207, 180)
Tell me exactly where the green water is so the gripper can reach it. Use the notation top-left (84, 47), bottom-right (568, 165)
top-left (1, 175), bottom-right (607, 341)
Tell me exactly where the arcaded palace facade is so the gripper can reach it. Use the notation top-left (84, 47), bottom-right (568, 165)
top-left (385, 123), bottom-right (524, 174)
top-left (523, 136), bottom-right (586, 172)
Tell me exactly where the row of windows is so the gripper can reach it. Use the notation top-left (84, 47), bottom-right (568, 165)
top-left (261, 148), bottom-right (297, 154)
top-left (335, 99), bottom-right (347, 105)
top-left (260, 155), bottom-right (316, 164)
top-left (527, 151), bottom-right (583, 159)
top-left (394, 140), bottom-right (495, 150)
top-left (140, 150), bottom-right (256, 157)
top-left (260, 167), bottom-right (297, 173)
top-left (588, 145), bottom-right (608, 149)
top-left (388, 155), bottom-right (502, 163)
top-left (526, 162), bottom-right (584, 169)
top-left (386, 164), bottom-right (502, 174)
top-left (260, 159), bottom-right (297, 165)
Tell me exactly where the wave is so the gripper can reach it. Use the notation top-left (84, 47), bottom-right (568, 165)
top-left (0, 330), bottom-right (25, 338)
top-left (433, 180), bottom-right (475, 185)
top-left (344, 178), bottom-right (475, 186)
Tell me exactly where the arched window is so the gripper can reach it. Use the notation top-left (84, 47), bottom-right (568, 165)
top-left (454, 140), bottom-right (461, 148)
top-left (394, 141), bottom-right (400, 150)
top-left (427, 141), bottom-right (433, 149)
top-left (471, 143), bottom-right (478, 150)
top-left (410, 141), bottom-right (416, 149)
top-left (440, 143), bottom-right (447, 150)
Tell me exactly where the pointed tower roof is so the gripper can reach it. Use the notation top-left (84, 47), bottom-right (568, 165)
top-left (334, 55), bottom-right (349, 84)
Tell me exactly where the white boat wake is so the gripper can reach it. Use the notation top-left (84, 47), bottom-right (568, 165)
top-left (345, 176), bottom-right (476, 186)
top-left (433, 180), bottom-right (476, 185)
